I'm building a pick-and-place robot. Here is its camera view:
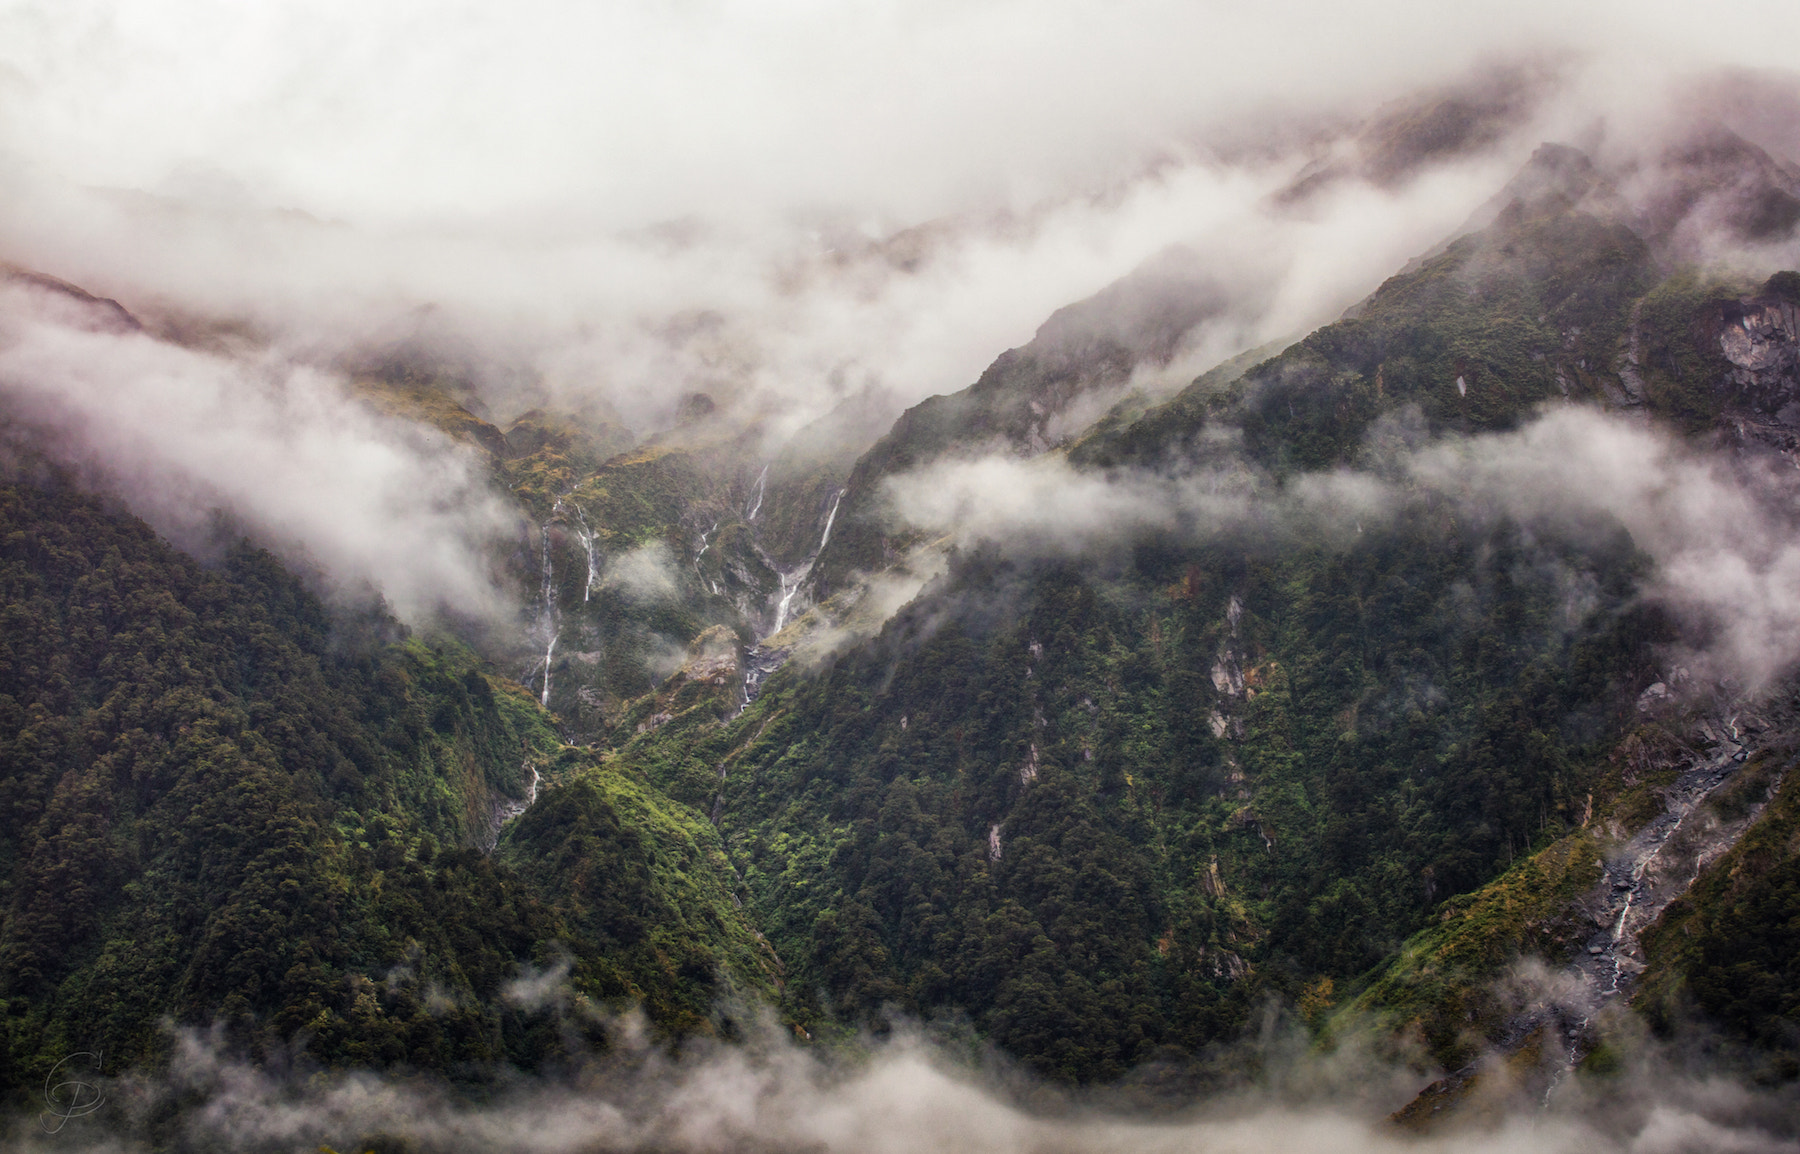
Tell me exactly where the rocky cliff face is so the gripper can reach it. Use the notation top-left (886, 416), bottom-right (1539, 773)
top-left (1719, 291), bottom-right (1800, 416)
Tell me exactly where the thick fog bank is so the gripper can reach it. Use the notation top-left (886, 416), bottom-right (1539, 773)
top-left (1, 5), bottom-right (1798, 619)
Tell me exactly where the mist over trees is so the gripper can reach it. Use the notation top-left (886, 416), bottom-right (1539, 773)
top-left (4, 3), bottom-right (1800, 1150)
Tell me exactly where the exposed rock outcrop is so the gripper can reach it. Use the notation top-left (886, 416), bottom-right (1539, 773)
top-left (1719, 291), bottom-right (1800, 418)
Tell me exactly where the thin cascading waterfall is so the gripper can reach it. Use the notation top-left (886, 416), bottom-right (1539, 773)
top-left (1542, 732), bottom-right (1762, 1107)
top-left (769, 489), bottom-right (848, 635)
top-left (818, 488), bottom-right (845, 551)
top-left (695, 520), bottom-right (719, 593)
top-left (495, 762), bottom-right (544, 829)
top-left (773, 564), bottom-right (808, 633)
top-left (535, 523), bottom-right (559, 707)
top-left (571, 503), bottom-right (599, 602)
top-left (746, 464), bottom-right (768, 521)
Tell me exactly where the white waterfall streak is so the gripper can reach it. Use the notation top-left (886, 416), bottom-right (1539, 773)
top-left (571, 504), bottom-right (600, 602)
top-left (696, 521), bottom-right (721, 595)
top-left (773, 567), bottom-right (804, 634)
top-left (819, 488), bottom-right (846, 551)
top-left (746, 465), bottom-right (769, 521)
top-left (768, 489), bottom-right (851, 635)
top-left (535, 523), bottom-right (559, 707)
top-left (495, 762), bottom-right (543, 830)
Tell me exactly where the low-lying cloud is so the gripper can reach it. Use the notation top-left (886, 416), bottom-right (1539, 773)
top-left (2, 4), bottom-right (1796, 439)
top-left (601, 541), bottom-right (683, 604)
top-left (9, 1016), bottom-right (1797, 1154)
top-left (885, 406), bottom-right (1800, 692)
top-left (0, 4), bottom-right (1795, 633)
top-left (1413, 408), bottom-right (1800, 690)
top-left (0, 279), bottom-right (519, 624)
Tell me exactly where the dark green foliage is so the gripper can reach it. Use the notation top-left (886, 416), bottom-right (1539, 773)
top-left (1084, 185), bottom-right (1662, 475)
top-left (0, 480), bottom-right (765, 1101)
top-left (1346, 832), bottom-right (1604, 1070)
top-left (612, 488), bottom-right (1662, 1080)
top-left (506, 764), bottom-right (779, 1033)
top-left (1632, 271), bottom-right (1741, 431)
top-left (1230, 208), bottom-right (1653, 473)
top-left (6, 145), bottom-right (1794, 1103)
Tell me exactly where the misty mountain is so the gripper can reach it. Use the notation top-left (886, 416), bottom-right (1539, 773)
top-left (809, 248), bottom-right (1231, 600)
top-left (8, 37), bottom-right (1800, 1150)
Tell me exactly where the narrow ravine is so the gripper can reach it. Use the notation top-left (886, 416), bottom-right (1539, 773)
top-left (736, 488), bottom-right (849, 713)
top-left (1418, 703), bottom-right (1784, 1114)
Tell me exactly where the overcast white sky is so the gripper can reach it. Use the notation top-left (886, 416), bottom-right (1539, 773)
top-left (0, 2), bottom-right (1790, 223)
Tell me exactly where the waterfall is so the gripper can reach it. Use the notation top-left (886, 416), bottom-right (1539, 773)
top-left (737, 487), bottom-right (856, 712)
top-left (495, 762), bottom-right (544, 829)
top-left (768, 488), bottom-right (849, 635)
top-left (736, 645), bottom-right (787, 715)
top-left (570, 503), bottom-right (599, 602)
top-left (746, 465), bottom-right (768, 521)
top-left (534, 523), bottom-right (559, 707)
top-left (695, 521), bottom-right (719, 593)
top-left (773, 566), bottom-right (805, 633)
top-left (818, 488), bottom-right (845, 551)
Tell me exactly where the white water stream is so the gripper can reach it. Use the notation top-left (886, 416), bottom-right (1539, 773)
top-left (769, 488), bottom-right (846, 635)
top-left (746, 465), bottom-right (769, 521)
top-left (1495, 716), bottom-right (1774, 1110)
top-left (481, 762), bottom-right (545, 850)
top-left (532, 520), bottom-right (560, 707)
top-left (817, 488), bottom-right (844, 551)
top-left (695, 521), bottom-right (720, 593)
top-left (569, 502), bottom-right (599, 602)
top-left (772, 568), bottom-right (805, 633)
top-left (496, 764), bottom-right (542, 825)
top-left (735, 488), bottom-right (852, 715)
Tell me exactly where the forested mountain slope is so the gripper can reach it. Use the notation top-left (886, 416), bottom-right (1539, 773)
top-left (595, 139), bottom-right (1800, 1085)
top-left (502, 161), bottom-right (1800, 1097)
top-left (4, 126), bottom-right (1800, 1121)
top-left (0, 478), bottom-right (773, 1102)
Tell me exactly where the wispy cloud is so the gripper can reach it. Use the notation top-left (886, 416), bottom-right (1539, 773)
top-left (0, 280), bottom-right (519, 624)
top-left (885, 406), bottom-right (1800, 692)
top-left (11, 1015), bottom-right (1795, 1154)
top-left (0, 2), bottom-right (1794, 625)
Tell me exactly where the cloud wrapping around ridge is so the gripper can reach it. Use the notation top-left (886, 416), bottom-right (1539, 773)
top-left (0, 282), bottom-right (520, 624)
top-left (884, 406), bottom-right (1800, 691)
top-left (1, 1), bottom-right (1795, 435)
top-left (0, 2), bottom-right (1796, 622)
